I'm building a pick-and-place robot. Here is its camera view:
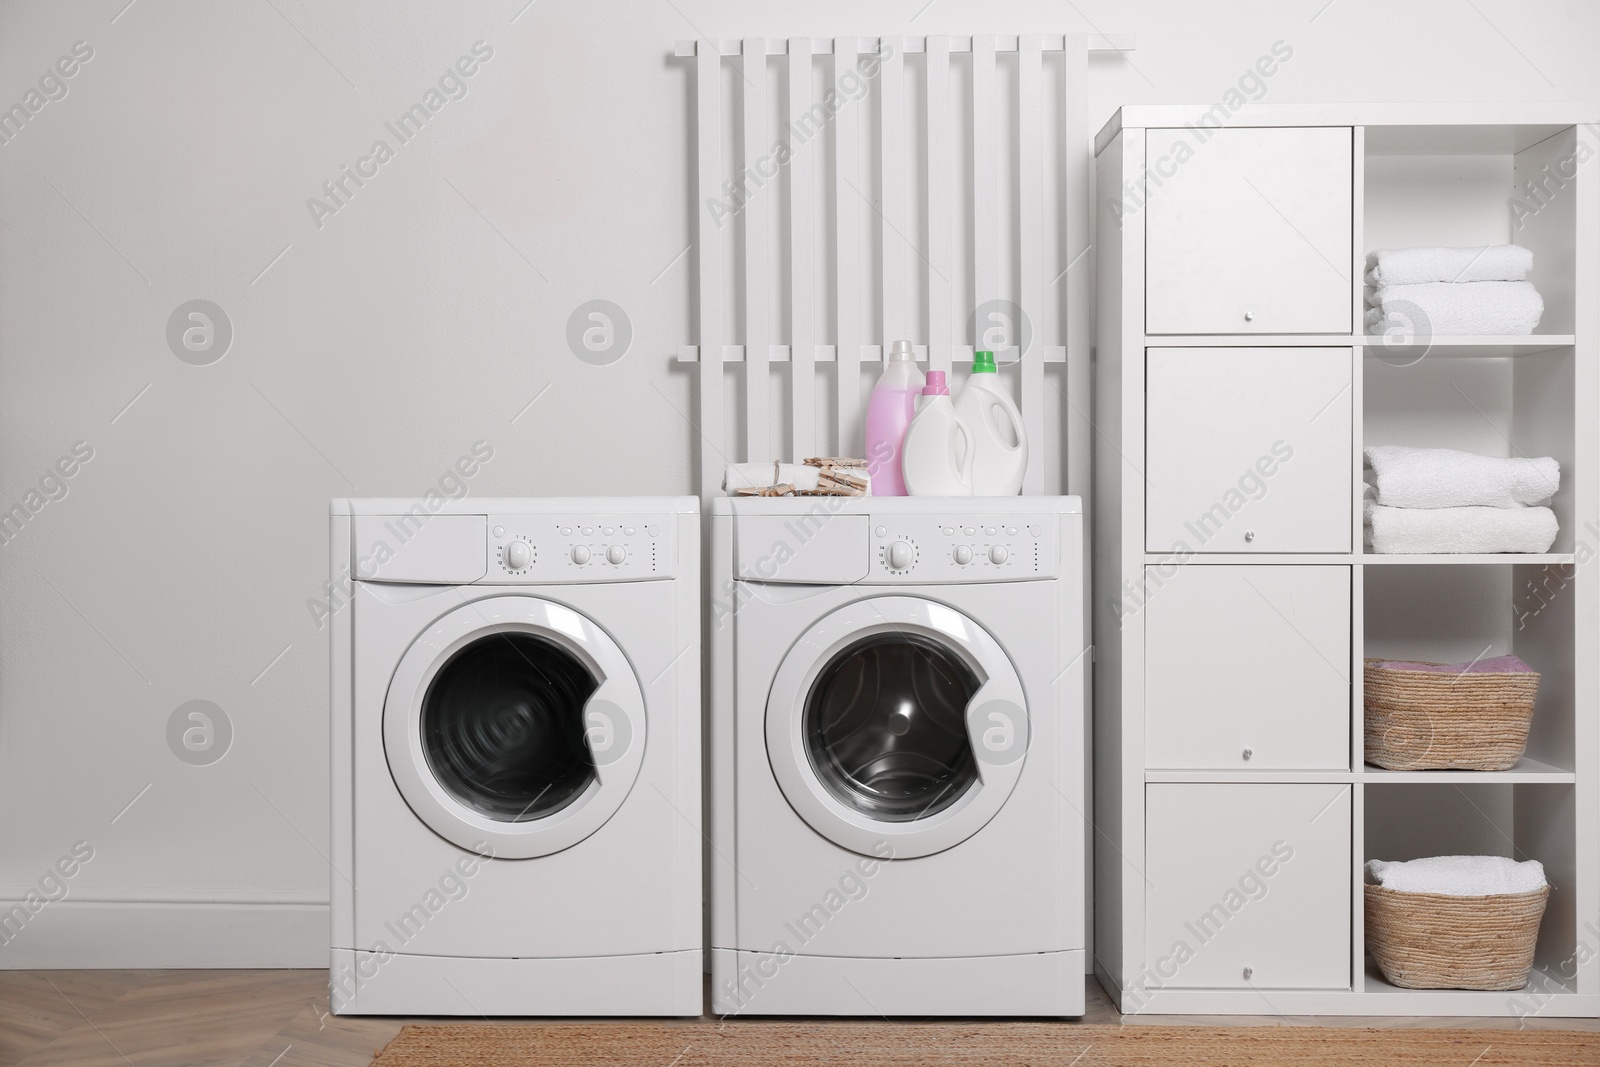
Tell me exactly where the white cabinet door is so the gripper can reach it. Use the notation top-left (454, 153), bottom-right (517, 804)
top-left (1146, 348), bottom-right (1352, 554)
top-left (1146, 566), bottom-right (1350, 769)
top-left (1146, 784), bottom-right (1351, 990)
top-left (1145, 127), bottom-right (1353, 335)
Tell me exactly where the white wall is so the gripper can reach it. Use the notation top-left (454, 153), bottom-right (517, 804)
top-left (0, 0), bottom-right (1595, 966)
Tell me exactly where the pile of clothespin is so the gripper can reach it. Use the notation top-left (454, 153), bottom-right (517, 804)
top-left (727, 457), bottom-right (870, 497)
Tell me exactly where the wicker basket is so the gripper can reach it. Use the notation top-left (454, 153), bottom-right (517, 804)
top-left (1366, 883), bottom-right (1549, 990)
top-left (1363, 657), bottom-right (1539, 771)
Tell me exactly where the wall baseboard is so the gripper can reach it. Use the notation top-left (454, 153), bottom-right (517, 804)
top-left (0, 900), bottom-right (327, 968)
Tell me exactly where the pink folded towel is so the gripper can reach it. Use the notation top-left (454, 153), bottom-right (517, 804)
top-left (1373, 654), bottom-right (1532, 675)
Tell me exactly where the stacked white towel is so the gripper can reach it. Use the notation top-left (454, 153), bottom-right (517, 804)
top-left (1363, 445), bottom-right (1560, 554)
top-left (1365, 245), bottom-right (1543, 336)
top-left (1366, 856), bottom-right (1546, 898)
top-left (1366, 446), bottom-right (1558, 509)
top-left (1364, 499), bottom-right (1558, 554)
top-left (1366, 245), bottom-right (1533, 288)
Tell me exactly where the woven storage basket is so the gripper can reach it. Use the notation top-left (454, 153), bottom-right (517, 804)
top-left (1363, 657), bottom-right (1539, 770)
top-left (1366, 883), bottom-right (1549, 990)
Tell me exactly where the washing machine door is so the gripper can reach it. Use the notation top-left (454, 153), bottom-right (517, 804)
top-left (384, 595), bottom-right (645, 859)
top-left (765, 595), bottom-right (1028, 859)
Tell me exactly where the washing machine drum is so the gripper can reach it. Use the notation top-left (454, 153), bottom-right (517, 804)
top-left (806, 633), bottom-right (981, 822)
top-left (385, 596), bottom-right (646, 859)
top-left (767, 596), bottom-right (1029, 859)
top-left (422, 632), bottom-right (599, 822)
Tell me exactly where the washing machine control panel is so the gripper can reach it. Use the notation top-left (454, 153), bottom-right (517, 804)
top-left (485, 514), bottom-right (675, 582)
top-left (868, 515), bottom-right (1058, 582)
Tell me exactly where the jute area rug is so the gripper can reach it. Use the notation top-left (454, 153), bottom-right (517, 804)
top-left (370, 1021), bottom-right (1600, 1066)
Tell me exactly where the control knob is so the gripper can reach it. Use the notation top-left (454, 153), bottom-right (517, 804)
top-left (504, 541), bottom-right (532, 570)
top-left (569, 545), bottom-right (591, 565)
top-left (605, 544), bottom-right (627, 565)
top-left (886, 541), bottom-right (914, 571)
top-left (988, 545), bottom-right (1008, 565)
top-left (952, 545), bottom-right (974, 565)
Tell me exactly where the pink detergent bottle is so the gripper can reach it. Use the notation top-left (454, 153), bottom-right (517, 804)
top-left (864, 340), bottom-right (924, 496)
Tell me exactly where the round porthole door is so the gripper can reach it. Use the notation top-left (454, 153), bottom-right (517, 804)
top-left (384, 595), bottom-right (645, 859)
top-left (765, 596), bottom-right (1028, 859)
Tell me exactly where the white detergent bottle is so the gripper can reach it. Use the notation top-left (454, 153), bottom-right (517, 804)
top-left (953, 350), bottom-right (1028, 495)
top-left (902, 371), bottom-right (974, 497)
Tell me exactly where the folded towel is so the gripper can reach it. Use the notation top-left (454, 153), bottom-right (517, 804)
top-left (1366, 280), bottom-right (1544, 336)
top-left (724, 458), bottom-right (871, 496)
top-left (1366, 245), bottom-right (1533, 288)
top-left (1366, 856), bottom-right (1546, 897)
top-left (1373, 654), bottom-right (1533, 676)
top-left (774, 463), bottom-right (822, 492)
top-left (723, 462), bottom-right (778, 492)
top-left (1365, 445), bottom-right (1559, 509)
top-left (1364, 500), bottom-right (1558, 554)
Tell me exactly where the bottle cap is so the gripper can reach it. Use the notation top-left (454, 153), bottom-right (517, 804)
top-left (888, 339), bottom-right (916, 362)
top-left (921, 371), bottom-right (949, 396)
top-left (972, 350), bottom-right (998, 373)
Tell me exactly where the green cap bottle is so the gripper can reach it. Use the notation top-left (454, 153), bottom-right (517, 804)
top-left (972, 350), bottom-right (998, 373)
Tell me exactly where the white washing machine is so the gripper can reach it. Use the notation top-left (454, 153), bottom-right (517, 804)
top-left (329, 497), bottom-right (701, 1015)
top-left (709, 497), bottom-right (1086, 1017)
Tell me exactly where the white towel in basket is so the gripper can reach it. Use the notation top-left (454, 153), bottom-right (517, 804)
top-left (1365, 445), bottom-right (1559, 509)
top-left (1366, 856), bottom-right (1546, 897)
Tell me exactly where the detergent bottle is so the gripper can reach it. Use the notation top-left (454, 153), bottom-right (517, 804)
top-left (864, 340), bottom-right (924, 495)
top-left (953, 350), bottom-right (1028, 495)
top-left (901, 371), bottom-right (974, 497)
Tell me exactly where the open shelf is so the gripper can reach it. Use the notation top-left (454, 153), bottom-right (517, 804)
top-left (1360, 755), bottom-right (1575, 784)
top-left (1146, 759), bottom-right (1579, 784)
top-left (1363, 127), bottom-right (1578, 335)
top-left (1359, 962), bottom-right (1591, 1016)
top-left (1362, 553), bottom-right (1576, 565)
top-left (1364, 336), bottom-right (1576, 359)
top-left (1363, 781), bottom-right (1580, 1006)
top-left (1363, 564), bottom-right (1576, 775)
top-left (1124, 970), bottom-right (1598, 1017)
top-left (1363, 347), bottom-right (1576, 554)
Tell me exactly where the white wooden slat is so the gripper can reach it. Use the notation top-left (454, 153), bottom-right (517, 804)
top-left (1017, 33), bottom-right (1046, 495)
top-left (925, 35), bottom-right (953, 376)
top-left (834, 37), bottom-right (863, 456)
top-left (678, 343), bottom-right (1069, 364)
top-left (971, 36), bottom-right (999, 351)
top-left (674, 36), bottom-right (1137, 57)
top-left (879, 38), bottom-right (907, 346)
top-left (1062, 35), bottom-right (1091, 500)
top-left (788, 37), bottom-right (815, 461)
top-left (741, 38), bottom-right (770, 463)
top-left (695, 46), bottom-right (724, 496)
top-left (681, 34), bottom-right (1108, 496)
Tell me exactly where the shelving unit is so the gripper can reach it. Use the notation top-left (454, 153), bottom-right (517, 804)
top-left (1093, 105), bottom-right (1597, 1016)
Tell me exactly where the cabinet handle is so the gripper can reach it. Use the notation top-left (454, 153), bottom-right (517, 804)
top-left (1244, 311), bottom-right (1255, 322)
top-left (1243, 966), bottom-right (1254, 980)
top-left (1244, 530), bottom-right (1256, 543)
top-left (1242, 748), bottom-right (1253, 761)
